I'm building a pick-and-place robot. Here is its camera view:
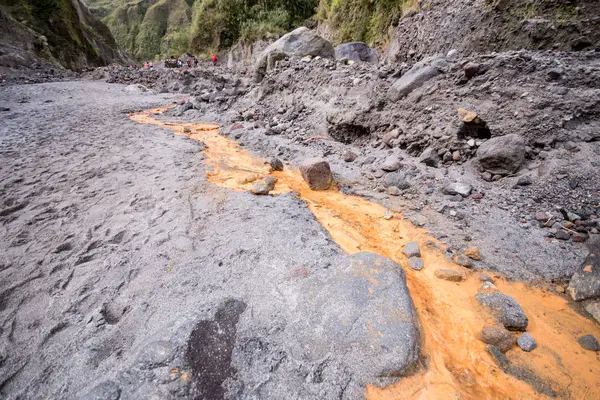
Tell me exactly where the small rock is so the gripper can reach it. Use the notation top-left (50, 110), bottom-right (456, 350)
top-left (251, 176), bottom-right (277, 195)
top-left (300, 158), bottom-right (332, 190)
top-left (434, 269), bottom-right (465, 282)
top-left (534, 212), bottom-right (549, 222)
top-left (442, 183), bottom-right (472, 197)
top-left (463, 62), bottom-right (480, 78)
top-left (479, 273), bottom-right (494, 282)
top-left (408, 257), bottom-right (424, 271)
top-left (476, 292), bottom-right (528, 331)
top-left (0, 107), bottom-right (10, 112)
top-left (566, 211), bottom-right (581, 222)
top-left (385, 172), bottom-right (411, 190)
top-left (269, 157), bottom-right (284, 171)
top-left (361, 156), bottom-right (376, 165)
top-left (381, 155), bottom-right (403, 172)
top-left (572, 233), bottom-right (588, 243)
top-left (343, 151), bottom-right (358, 162)
top-left (419, 147), bottom-right (441, 168)
top-left (481, 172), bottom-right (493, 182)
top-left (452, 150), bottom-right (461, 162)
top-left (382, 129), bottom-right (401, 147)
top-left (465, 247), bottom-right (481, 260)
top-left (517, 332), bottom-right (537, 352)
top-left (387, 186), bottom-right (401, 196)
top-left (577, 334), bottom-right (600, 351)
top-left (517, 176), bottom-right (533, 186)
top-left (476, 134), bottom-right (526, 176)
top-left (480, 281), bottom-right (497, 291)
top-left (402, 242), bottom-right (421, 258)
top-left (546, 69), bottom-right (562, 81)
top-left (477, 325), bottom-right (515, 352)
top-left (555, 230), bottom-right (570, 240)
top-left (453, 254), bottom-right (473, 268)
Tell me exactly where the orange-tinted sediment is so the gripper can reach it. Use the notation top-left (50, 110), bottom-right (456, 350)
top-left (131, 107), bottom-right (600, 399)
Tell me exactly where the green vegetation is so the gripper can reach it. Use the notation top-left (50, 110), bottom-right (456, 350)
top-left (86, 0), bottom-right (317, 60)
top-left (317, 0), bottom-right (418, 46)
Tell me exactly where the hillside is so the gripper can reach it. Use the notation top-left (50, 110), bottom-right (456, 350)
top-left (85, 0), bottom-right (316, 61)
top-left (0, 0), bottom-right (128, 72)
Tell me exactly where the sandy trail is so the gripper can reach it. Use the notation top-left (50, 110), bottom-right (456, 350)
top-left (0, 82), bottom-right (352, 398)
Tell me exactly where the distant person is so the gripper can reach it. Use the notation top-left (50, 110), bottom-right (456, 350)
top-left (144, 61), bottom-right (149, 69)
top-left (149, 61), bottom-right (153, 69)
top-left (194, 58), bottom-right (198, 67)
top-left (187, 59), bottom-right (192, 68)
top-left (211, 53), bottom-right (217, 66)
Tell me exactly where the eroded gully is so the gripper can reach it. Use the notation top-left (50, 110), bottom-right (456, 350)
top-left (130, 107), bottom-right (600, 400)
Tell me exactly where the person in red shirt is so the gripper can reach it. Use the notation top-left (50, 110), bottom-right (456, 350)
top-left (211, 53), bottom-right (217, 65)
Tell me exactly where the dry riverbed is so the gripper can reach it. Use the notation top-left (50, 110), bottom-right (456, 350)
top-left (1, 81), bottom-right (599, 399)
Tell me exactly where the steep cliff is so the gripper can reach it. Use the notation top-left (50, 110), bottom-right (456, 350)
top-left (0, 0), bottom-right (128, 72)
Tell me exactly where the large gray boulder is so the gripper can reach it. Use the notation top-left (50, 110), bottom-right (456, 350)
top-left (254, 27), bottom-right (334, 79)
top-left (291, 253), bottom-right (421, 384)
top-left (476, 134), bottom-right (526, 175)
top-left (334, 42), bottom-right (378, 64)
top-left (387, 65), bottom-right (440, 101)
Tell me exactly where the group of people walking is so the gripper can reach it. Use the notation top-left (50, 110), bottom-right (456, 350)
top-left (128, 54), bottom-right (218, 70)
top-left (164, 54), bottom-right (217, 69)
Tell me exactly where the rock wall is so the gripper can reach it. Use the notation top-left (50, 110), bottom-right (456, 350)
top-left (385, 0), bottom-right (600, 63)
top-left (0, 0), bottom-right (129, 72)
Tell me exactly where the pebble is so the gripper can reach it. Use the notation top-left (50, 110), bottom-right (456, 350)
top-left (479, 273), bottom-right (494, 282)
top-left (480, 281), bottom-right (497, 291)
top-left (402, 242), bottom-right (421, 258)
top-left (517, 332), bottom-right (537, 352)
top-left (250, 176), bottom-right (277, 195)
top-left (554, 230), bottom-right (570, 240)
top-left (516, 175), bottom-right (533, 186)
top-left (408, 256), bottom-right (424, 271)
top-left (442, 182), bottom-right (472, 197)
top-left (465, 247), bottom-right (481, 260)
top-left (343, 151), bottom-right (358, 162)
top-left (453, 254), bottom-right (473, 268)
top-left (381, 155), bottom-right (403, 172)
top-left (477, 325), bottom-right (515, 352)
top-left (387, 186), bottom-right (401, 196)
top-left (269, 157), bottom-right (284, 171)
top-left (577, 334), bottom-right (600, 351)
top-left (434, 269), bottom-right (465, 282)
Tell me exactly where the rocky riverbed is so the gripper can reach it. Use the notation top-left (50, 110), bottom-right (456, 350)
top-left (1, 52), bottom-right (600, 398)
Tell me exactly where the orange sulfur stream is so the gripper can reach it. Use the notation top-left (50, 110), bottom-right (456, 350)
top-left (131, 107), bottom-right (600, 399)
